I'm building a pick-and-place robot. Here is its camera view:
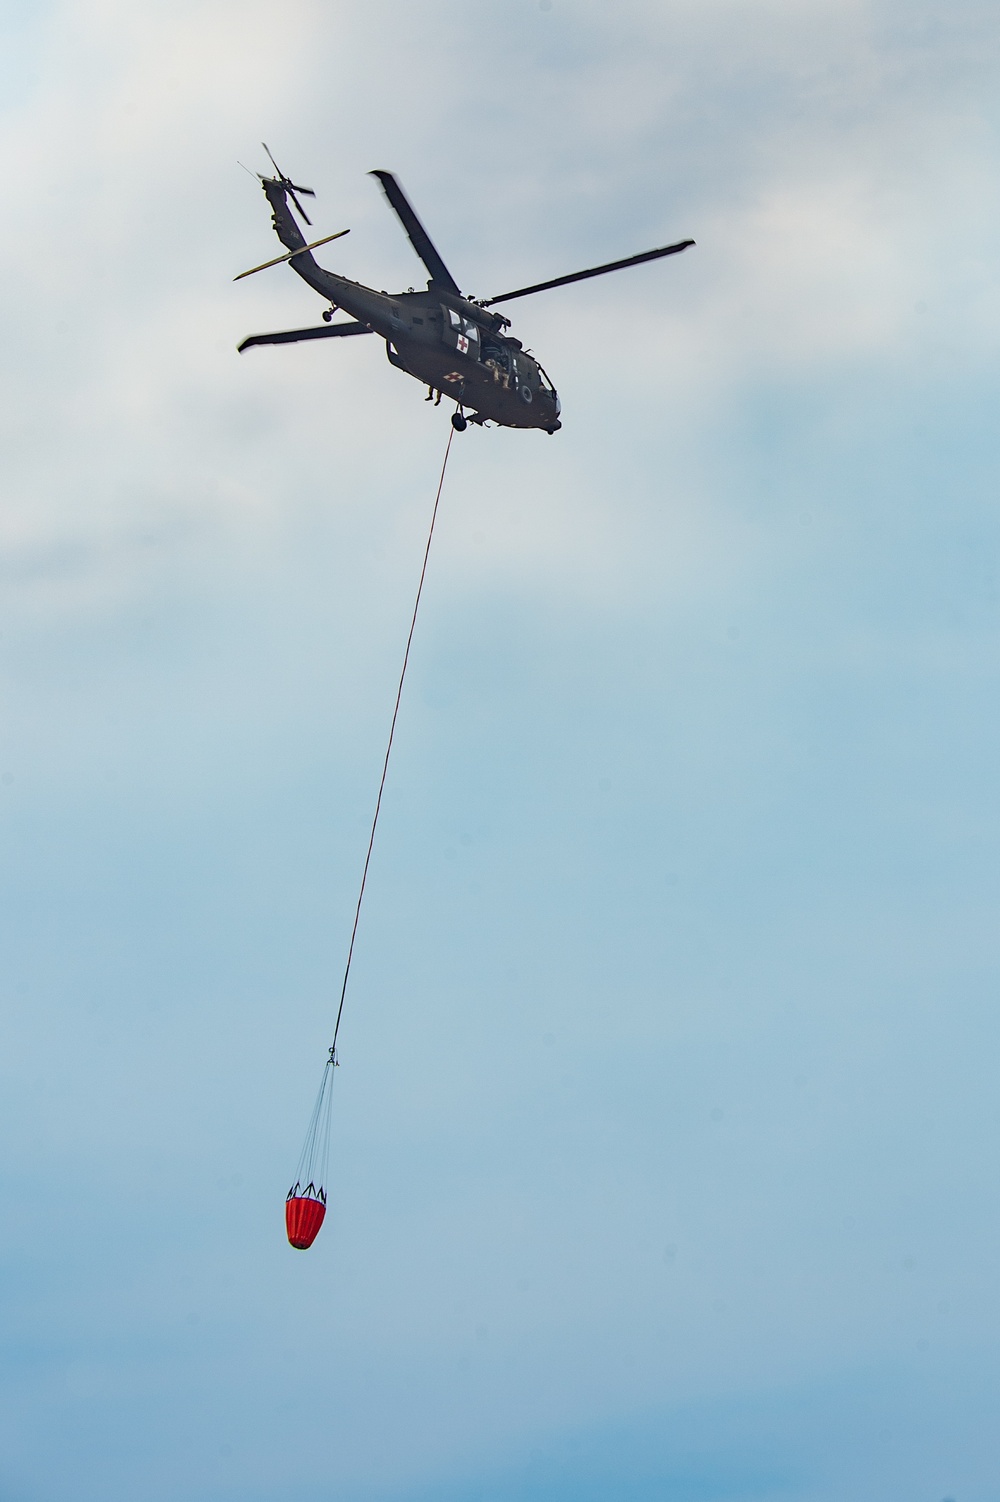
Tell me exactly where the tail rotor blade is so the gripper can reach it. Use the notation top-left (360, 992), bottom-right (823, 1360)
top-left (288, 190), bottom-right (313, 226)
top-left (262, 142), bottom-right (316, 225)
top-left (261, 141), bottom-right (283, 178)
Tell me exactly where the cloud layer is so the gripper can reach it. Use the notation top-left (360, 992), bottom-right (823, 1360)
top-left (1, 3), bottom-right (999, 1500)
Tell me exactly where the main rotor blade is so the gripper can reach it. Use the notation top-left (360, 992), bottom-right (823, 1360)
top-left (483, 238), bottom-right (695, 306)
top-left (369, 170), bottom-right (460, 294)
top-left (237, 321), bottom-right (373, 352)
top-left (234, 228), bottom-right (350, 281)
top-left (261, 141), bottom-right (283, 177)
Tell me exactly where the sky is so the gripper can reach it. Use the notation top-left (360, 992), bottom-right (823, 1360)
top-left (1, 1), bottom-right (999, 1499)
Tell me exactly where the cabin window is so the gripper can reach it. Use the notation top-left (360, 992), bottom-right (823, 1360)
top-left (440, 304), bottom-right (481, 359)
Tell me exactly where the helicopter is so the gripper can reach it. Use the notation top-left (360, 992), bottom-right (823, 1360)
top-left (237, 147), bottom-right (695, 434)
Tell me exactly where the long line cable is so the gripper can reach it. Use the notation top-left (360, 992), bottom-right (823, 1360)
top-left (328, 422), bottom-right (455, 1059)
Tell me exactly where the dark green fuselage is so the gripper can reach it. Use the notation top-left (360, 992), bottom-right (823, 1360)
top-left (262, 179), bottom-right (561, 432)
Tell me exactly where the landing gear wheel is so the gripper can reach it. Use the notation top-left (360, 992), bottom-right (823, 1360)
top-left (451, 412), bottom-right (468, 432)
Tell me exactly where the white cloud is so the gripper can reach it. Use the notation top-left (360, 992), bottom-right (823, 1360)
top-left (2, 4), bottom-right (1000, 1499)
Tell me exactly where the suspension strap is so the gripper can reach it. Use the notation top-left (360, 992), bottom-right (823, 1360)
top-left (329, 423), bottom-right (456, 1058)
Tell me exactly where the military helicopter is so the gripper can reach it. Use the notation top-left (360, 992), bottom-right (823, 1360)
top-left (237, 147), bottom-right (694, 434)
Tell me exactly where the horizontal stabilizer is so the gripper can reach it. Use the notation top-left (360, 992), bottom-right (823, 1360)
top-left (238, 321), bottom-right (373, 352)
top-left (234, 228), bottom-right (350, 281)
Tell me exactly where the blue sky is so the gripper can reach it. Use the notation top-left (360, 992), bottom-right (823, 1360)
top-left (1, 2), bottom-right (999, 1499)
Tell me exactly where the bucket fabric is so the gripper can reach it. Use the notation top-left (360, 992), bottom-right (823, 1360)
top-left (286, 1195), bottom-right (326, 1249)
